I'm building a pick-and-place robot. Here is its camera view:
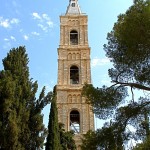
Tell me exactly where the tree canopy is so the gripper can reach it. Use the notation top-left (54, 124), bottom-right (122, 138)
top-left (0, 46), bottom-right (51, 149)
top-left (82, 0), bottom-right (150, 149)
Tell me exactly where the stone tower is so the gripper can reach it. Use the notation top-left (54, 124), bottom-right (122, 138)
top-left (56, 0), bottom-right (94, 149)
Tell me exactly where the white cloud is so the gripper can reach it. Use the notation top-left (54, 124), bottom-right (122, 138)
top-left (31, 31), bottom-right (40, 36)
top-left (0, 17), bottom-right (9, 28)
top-left (10, 18), bottom-right (20, 24)
top-left (4, 38), bottom-right (9, 41)
top-left (4, 36), bottom-right (16, 42)
top-left (0, 17), bottom-right (20, 28)
top-left (3, 42), bottom-right (11, 49)
top-left (32, 12), bottom-right (54, 32)
top-left (19, 29), bottom-right (23, 33)
top-left (47, 21), bottom-right (53, 27)
top-left (91, 57), bottom-right (110, 67)
top-left (42, 14), bottom-right (53, 27)
top-left (23, 35), bottom-right (29, 40)
top-left (10, 36), bottom-right (16, 41)
top-left (42, 14), bottom-right (49, 20)
top-left (3, 36), bottom-right (16, 50)
top-left (38, 24), bottom-right (48, 32)
top-left (32, 12), bottom-right (41, 20)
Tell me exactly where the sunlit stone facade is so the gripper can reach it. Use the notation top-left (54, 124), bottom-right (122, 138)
top-left (56, 0), bottom-right (94, 149)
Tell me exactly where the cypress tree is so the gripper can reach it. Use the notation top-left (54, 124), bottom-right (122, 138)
top-left (0, 46), bottom-right (30, 149)
top-left (45, 86), bottom-right (61, 150)
top-left (0, 46), bottom-right (50, 149)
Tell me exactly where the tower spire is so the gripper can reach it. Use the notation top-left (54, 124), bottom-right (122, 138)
top-left (66, 0), bottom-right (81, 15)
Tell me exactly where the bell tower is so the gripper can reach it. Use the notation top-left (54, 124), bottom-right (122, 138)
top-left (56, 0), bottom-right (94, 148)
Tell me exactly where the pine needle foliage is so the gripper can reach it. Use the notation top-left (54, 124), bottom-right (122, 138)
top-left (81, 0), bottom-right (150, 149)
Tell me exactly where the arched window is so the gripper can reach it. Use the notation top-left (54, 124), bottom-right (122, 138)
top-left (70, 65), bottom-right (79, 84)
top-left (68, 95), bottom-right (72, 103)
top-left (72, 95), bottom-right (75, 103)
top-left (70, 30), bottom-right (78, 45)
top-left (77, 95), bottom-right (80, 103)
top-left (76, 53), bottom-right (80, 59)
top-left (72, 53), bottom-right (76, 60)
top-left (71, 3), bottom-right (75, 7)
top-left (70, 110), bottom-right (80, 133)
top-left (68, 53), bottom-right (72, 60)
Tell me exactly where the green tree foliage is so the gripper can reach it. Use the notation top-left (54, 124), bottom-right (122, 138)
top-left (82, 84), bottom-right (127, 119)
top-left (81, 130), bottom-right (97, 150)
top-left (45, 86), bottom-right (61, 150)
top-left (82, 0), bottom-right (150, 149)
top-left (59, 123), bottom-right (76, 150)
top-left (46, 87), bottom-right (76, 150)
top-left (133, 135), bottom-right (150, 150)
top-left (27, 87), bottom-right (52, 149)
top-left (0, 46), bottom-right (51, 149)
top-left (82, 123), bottom-right (126, 150)
top-left (105, 0), bottom-right (150, 87)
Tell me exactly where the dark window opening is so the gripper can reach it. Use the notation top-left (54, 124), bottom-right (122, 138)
top-left (70, 110), bottom-right (80, 133)
top-left (70, 30), bottom-right (78, 45)
top-left (70, 66), bottom-right (79, 84)
top-left (72, 3), bottom-right (75, 7)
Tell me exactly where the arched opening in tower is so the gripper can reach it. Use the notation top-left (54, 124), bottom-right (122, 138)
top-left (70, 110), bottom-right (80, 133)
top-left (70, 30), bottom-right (78, 45)
top-left (70, 65), bottom-right (79, 84)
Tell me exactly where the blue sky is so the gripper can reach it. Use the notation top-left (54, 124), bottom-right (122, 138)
top-left (0, 0), bottom-right (134, 128)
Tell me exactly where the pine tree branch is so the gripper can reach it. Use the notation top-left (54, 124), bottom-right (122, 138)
top-left (112, 81), bottom-right (150, 91)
